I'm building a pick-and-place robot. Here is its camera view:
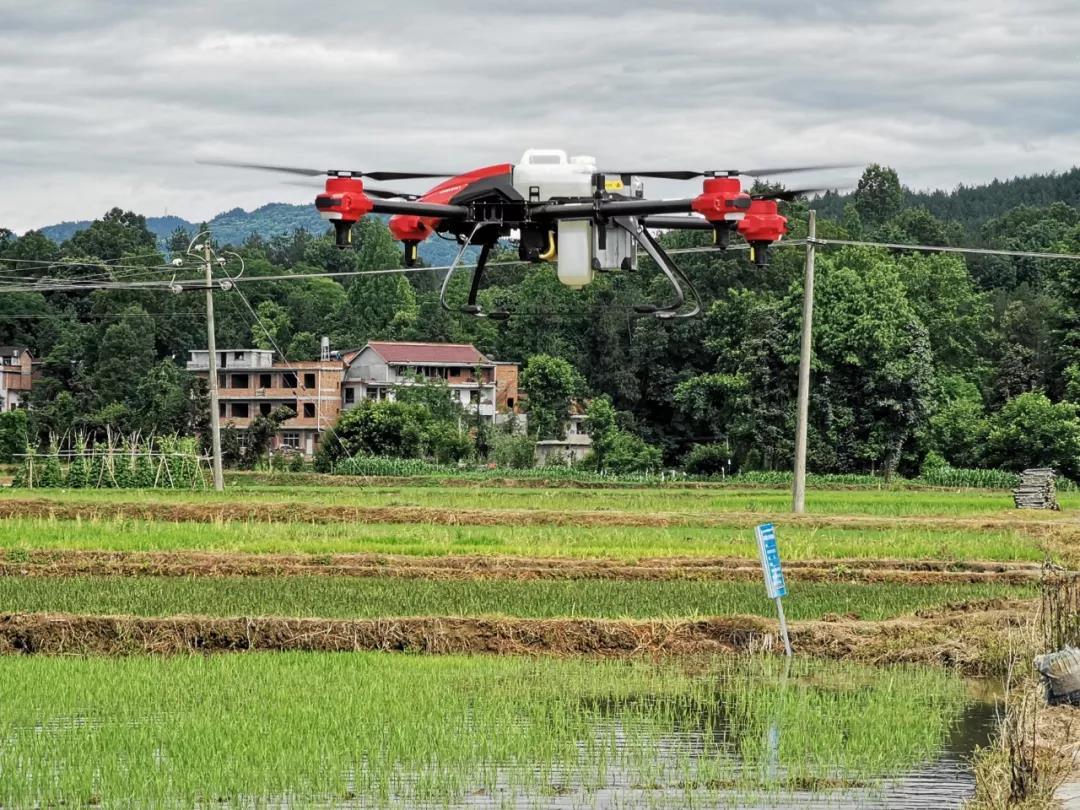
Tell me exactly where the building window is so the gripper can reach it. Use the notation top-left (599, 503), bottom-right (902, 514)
top-left (303, 373), bottom-right (316, 389)
top-left (470, 390), bottom-right (480, 404)
top-left (507, 397), bottom-right (515, 409)
top-left (217, 374), bottom-right (226, 389)
top-left (259, 403), bottom-right (272, 417)
top-left (232, 374), bottom-right (249, 389)
top-left (233, 351), bottom-right (245, 361)
top-left (219, 402), bottom-right (226, 417)
top-left (303, 403), bottom-right (316, 418)
top-left (284, 399), bottom-right (298, 415)
top-left (344, 387), bottom-right (355, 404)
top-left (281, 432), bottom-right (300, 450)
top-left (232, 402), bottom-right (249, 418)
top-left (450, 367), bottom-right (462, 376)
top-left (283, 372), bottom-right (297, 388)
top-left (259, 373), bottom-right (272, 389)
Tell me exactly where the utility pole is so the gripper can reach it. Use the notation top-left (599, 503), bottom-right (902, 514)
top-left (203, 239), bottom-right (225, 492)
top-left (792, 210), bottom-right (816, 514)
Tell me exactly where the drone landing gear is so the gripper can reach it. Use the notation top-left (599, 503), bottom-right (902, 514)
top-left (439, 224), bottom-right (510, 321)
top-left (612, 218), bottom-right (701, 320)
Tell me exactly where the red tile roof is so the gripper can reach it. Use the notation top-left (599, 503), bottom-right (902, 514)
top-left (365, 341), bottom-right (491, 365)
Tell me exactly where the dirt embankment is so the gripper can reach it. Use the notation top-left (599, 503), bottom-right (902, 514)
top-left (0, 549), bottom-right (1046, 584)
top-left (0, 600), bottom-right (1035, 674)
top-left (1, 497), bottom-right (1078, 538)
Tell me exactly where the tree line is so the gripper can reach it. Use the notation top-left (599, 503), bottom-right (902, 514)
top-left (3, 163), bottom-right (1080, 477)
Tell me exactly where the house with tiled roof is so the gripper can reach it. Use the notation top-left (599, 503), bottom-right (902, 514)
top-left (342, 341), bottom-right (519, 424)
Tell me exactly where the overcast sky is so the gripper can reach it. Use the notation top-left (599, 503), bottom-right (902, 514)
top-left (2, 0), bottom-right (1078, 232)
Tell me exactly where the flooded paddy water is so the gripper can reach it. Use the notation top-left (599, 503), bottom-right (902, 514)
top-left (0, 652), bottom-right (997, 808)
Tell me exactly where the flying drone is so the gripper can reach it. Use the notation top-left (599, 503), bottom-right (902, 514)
top-left (206, 151), bottom-right (843, 320)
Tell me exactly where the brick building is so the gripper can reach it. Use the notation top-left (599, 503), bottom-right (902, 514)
top-left (185, 348), bottom-right (344, 458)
top-left (185, 341), bottom-right (520, 458)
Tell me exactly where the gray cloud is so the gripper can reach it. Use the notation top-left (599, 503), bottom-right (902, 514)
top-left (1, 0), bottom-right (1078, 231)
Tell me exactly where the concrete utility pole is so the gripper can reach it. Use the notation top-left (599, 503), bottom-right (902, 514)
top-left (203, 239), bottom-right (225, 492)
top-left (792, 210), bottom-right (816, 514)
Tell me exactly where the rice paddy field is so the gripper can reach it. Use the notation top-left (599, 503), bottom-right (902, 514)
top-left (0, 477), bottom-right (1074, 807)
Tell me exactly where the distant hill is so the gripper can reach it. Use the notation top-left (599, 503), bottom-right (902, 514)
top-left (37, 203), bottom-right (471, 267)
top-left (814, 166), bottom-right (1080, 232)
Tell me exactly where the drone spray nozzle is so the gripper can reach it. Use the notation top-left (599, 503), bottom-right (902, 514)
top-left (403, 240), bottom-right (419, 266)
top-left (748, 241), bottom-right (771, 268)
top-left (332, 220), bottom-right (354, 249)
top-left (712, 223), bottom-right (732, 250)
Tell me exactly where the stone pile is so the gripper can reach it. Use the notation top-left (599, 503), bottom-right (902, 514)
top-left (1013, 467), bottom-right (1059, 510)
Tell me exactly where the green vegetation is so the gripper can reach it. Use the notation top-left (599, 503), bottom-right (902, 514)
top-left (0, 575), bottom-right (1034, 621)
top-left (10, 166), bottom-right (1080, 480)
top-left (4, 480), bottom-right (1075, 517)
top-left (0, 652), bottom-right (972, 807)
top-left (11, 436), bottom-right (206, 489)
top-left (0, 516), bottom-right (1046, 562)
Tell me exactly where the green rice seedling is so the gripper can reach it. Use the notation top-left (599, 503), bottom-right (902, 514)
top-left (0, 575), bottom-right (1036, 621)
top-left (0, 516), bottom-right (1048, 563)
top-left (0, 653), bottom-right (976, 807)
top-left (2, 480), bottom-right (1057, 516)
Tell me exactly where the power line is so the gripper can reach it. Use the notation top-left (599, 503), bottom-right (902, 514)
top-left (813, 238), bottom-right (1080, 262)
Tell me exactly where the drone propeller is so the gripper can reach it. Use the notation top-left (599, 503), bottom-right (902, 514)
top-left (751, 186), bottom-right (834, 202)
top-left (199, 159), bottom-right (456, 182)
top-left (598, 163), bottom-right (856, 181)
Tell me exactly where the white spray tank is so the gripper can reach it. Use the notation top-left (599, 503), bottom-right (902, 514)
top-left (512, 149), bottom-right (597, 289)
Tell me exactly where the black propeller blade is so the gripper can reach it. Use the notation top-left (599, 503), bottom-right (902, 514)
top-left (199, 159), bottom-right (456, 182)
top-left (597, 163), bottom-right (857, 181)
top-left (751, 186), bottom-right (834, 202)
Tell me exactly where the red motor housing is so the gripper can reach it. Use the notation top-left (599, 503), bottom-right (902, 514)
top-left (691, 177), bottom-right (752, 222)
top-left (737, 198), bottom-right (788, 267)
top-left (315, 176), bottom-right (374, 248)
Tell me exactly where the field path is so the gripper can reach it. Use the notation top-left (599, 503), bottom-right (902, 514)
top-left (0, 599), bottom-right (1034, 673)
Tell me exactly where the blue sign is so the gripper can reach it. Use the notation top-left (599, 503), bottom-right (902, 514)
top-left (755, 523), bottom-right (787, 599)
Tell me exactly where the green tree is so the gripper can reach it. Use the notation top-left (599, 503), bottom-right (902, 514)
top-left (285, 331), bottom-right (321, 361)
top-left (853, 164), bottom-right (903, 229)
top-left (333, 273), bottom-right (417, 346)
top-left (131, 359), bottom-right (193, 436)
top-left (584, 396), bottom-right (660, 474)
top-left (90, 305), bottom-right (156, 415)
top-left (63, 208), bottom-right (157, 262)
top-left (0, 409), bottom-right (28, 463)
top-left (519, 354), bottom-right (585, 440)
top-left (319, 400), bottom-right (429, 464)
top-left (252, 300), bottom-right (292, 351)
top-left (986, 392), bottom-right (1080, 479)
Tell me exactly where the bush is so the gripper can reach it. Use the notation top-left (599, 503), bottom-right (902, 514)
top-left (491, 433), bottom-right (535, 469)
top-left (320, 400), bottom-right (428, 466)
top-left (597, 431), bottom-right (662, 475)
top-left (0, 410), bottom-right (28, 464)
top-left (682, 444), bottom-right (731, 477)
